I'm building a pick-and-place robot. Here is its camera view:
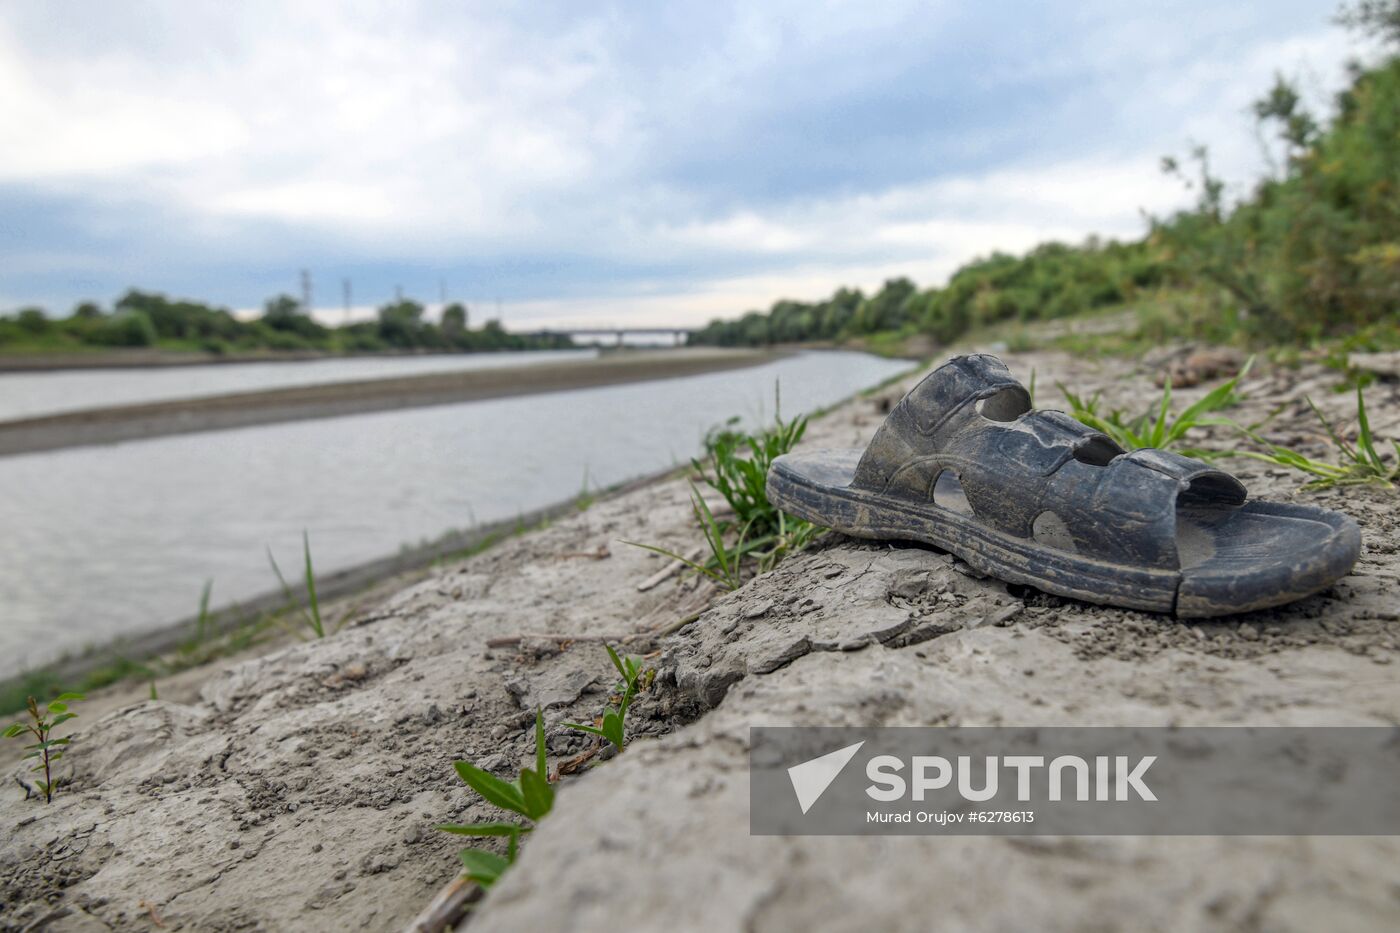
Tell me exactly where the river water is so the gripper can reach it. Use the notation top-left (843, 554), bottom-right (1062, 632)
top-left (0, 350), bottom-right (911, 676)
top-left (0, 349), bottom-right (599, 422)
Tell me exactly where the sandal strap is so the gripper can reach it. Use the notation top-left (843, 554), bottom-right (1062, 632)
top-left (853, 355), bottom-right (1247, 571)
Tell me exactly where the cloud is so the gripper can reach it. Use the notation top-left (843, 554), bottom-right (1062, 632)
top-left (0, 0), bottom-right (1360, 322)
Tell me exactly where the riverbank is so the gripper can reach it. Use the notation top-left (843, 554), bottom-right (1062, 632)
top-left (0, 347), bottom-right (509, 373)
top-left (0, 347), bottom-right (778, 456)
top-left (2, 349), bottom-right (1398, 931)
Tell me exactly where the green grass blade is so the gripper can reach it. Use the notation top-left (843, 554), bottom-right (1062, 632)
top-left (1354, 387), bottom-right (1386, 473)
top-left (266, 546), bottom-right (313, 634)
top-left (458, 849), bottom-right (510, 887)
top-left (453, 761), bottom-right (527, 816)
top-left (518, 767), bottom-right (554, 821)
top-left (302, 532), bottom-right (324, 638)
top-left (620, 540), bottom-right (726, 586)
top-left (561, 721), bottom-right (608, 739)
top-left (533, 709), bottom-right (547, 779)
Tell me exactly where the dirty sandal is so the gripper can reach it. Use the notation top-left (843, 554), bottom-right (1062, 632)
top-left (767, 354), bottom-right (1361, 617)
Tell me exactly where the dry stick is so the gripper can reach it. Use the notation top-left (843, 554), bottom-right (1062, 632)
top-left (636, 547), bottom-right (704, 591)
top-left (402, 876), bottom-right (482, 933)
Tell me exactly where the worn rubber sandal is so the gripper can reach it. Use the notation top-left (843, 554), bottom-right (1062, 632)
top-left (768, 354), bottom-right (1361, 618)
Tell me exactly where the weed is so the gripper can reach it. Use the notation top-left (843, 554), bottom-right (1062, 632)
top-left (693, 410), bottom-right (806, 537)
top-left (563, 645), bottom-right (653, 752)
top-left (439, 710), bottom-right (553, 889)
top-left (1059, 358), bottom-right (1252, 456)
top-left (1230, 386), bottom-right (1399, 489)
top-left (629, 405), bottom-right (821, 590)
top-left (268, 531), bottom-right (326, 638)
top-left (4, 692), bottom-right (84, 802)
top-left (575, 468), bottom-right (596, 512)
top-left (625, 486), bottom-right (750, 590)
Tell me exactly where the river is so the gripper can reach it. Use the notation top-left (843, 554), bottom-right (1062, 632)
top-left (0, 349), bottom-right (599, 422)
top-left (0, 349), bottom-right (911, 675)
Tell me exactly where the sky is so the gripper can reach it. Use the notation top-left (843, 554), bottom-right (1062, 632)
top-left (0, 0), bottom-right (1364, 329)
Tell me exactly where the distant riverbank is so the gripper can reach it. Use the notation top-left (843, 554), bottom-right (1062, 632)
top-left (0, 345), bottom-right (587, 372)
top-left (0, 347), bottom-right (779, 455)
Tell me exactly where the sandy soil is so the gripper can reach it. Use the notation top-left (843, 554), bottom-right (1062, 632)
top-left (2, 347), bottom-right (1398, 932)
top-left (0, 348), bottom-right (776, 456)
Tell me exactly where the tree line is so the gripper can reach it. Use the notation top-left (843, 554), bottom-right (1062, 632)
top-left (0, 292), bottom-right (572, 355)
top-left (691, 1), bottom-right (1399, 350)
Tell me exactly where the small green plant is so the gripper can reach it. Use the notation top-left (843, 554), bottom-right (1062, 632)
top-left (1230, 386), bottom-right (1399, 490)
top-left (693, 408), bottom-right (808, 540)
top-left (4, 693), bottom-right (84, 803)
top-left (1059, 359), bottom-right (1252, 456)
top-left (628, 404), bottom-right (822, 590)
top-left (563, 645), bottom-right (653, 752)
top-left (267, 531), bottom-right (325, 638)
top-left (625, 486), bottom-right (750, 590)
top-left (575, 468), bottom-right (596, 512)
top-left (438, 709), bottom-right (554, 889)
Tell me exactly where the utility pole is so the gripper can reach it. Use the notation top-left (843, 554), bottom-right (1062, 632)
top-left (495, 297), bottom-right (503, 326)
top-left (300, 269), bottom-right (312, 315)
top-left (395, 285), bottom-right (404, 303)
top-left (342, 278), bottom-right (352, 324)
top-left (439, 278), bottom-right (447, 307)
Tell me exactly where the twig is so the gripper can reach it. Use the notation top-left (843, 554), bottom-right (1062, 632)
top-left (554, 741), bottom-right (604, 777)
top-left (402, 876), bottom-right (481, 933)
top-left (636, 547), bottom-right (703, 591)
top-left (655, 612), bottom-right (702, 636)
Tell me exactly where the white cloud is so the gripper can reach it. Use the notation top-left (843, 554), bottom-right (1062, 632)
top-left (0, 1), bottom-right (1362, 322)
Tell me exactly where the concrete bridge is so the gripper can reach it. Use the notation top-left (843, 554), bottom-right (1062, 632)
top-left (525, 326), bottom-right (695, 346)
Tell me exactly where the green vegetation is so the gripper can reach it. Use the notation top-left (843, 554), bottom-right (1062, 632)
top-left (441, 647), bottom-right (654, 893)
top-left (1058, 362), bottom-right (1397, 491)
top-left (1232, 387), bottom-right (1400, 489)
top-left (4, 693), bottom-right (84, 803)
top-left (691, 2), bottom-right (1399, 355)
top-left (0, 291), bottom-right (572, 356)
top-left (1058, 360), bottom-right (1253, 457)
top-left (439, 710), bottom-right (554, 889)
top-left (563, 645), bottom-right (653, 752)
top-left (267, 532), bottom-right (327, 639)
top-left (627, 406), bottom-right (821, 591)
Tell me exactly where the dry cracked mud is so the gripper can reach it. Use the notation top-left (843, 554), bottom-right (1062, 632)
top-left (4, 348), bottom-right (1399, 932)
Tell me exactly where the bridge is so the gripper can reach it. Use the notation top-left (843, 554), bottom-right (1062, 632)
top-left (524, 326), bottom-right (696, 346)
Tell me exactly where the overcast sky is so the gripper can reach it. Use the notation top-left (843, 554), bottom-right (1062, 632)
top-left (0, 1), bottom-right (1359, 328)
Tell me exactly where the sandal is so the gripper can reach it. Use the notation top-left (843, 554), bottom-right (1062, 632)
top-left (768, 354), bottom-right (1360, 617)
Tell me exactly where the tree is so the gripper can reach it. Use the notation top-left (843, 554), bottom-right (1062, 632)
top-left (442, 302), bottom-right (468, 336)
top-left (261, 294), bottom-right (326, 339)
top-left (377, 300), bottom-right (427, 347)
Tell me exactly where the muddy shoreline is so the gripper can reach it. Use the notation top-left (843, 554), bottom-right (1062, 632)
top-left (2, 349), bottom-right (1398, 932)
top-left (0, 348), bottom-right (778, 456)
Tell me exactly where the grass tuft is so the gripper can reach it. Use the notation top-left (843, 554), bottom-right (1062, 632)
top-left (1059, 358), bottom-right (1253, 457)
top-left (1229, 385), bottom-right (1399, 490)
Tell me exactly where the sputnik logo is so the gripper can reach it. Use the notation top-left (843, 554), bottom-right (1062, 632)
top-left (787, 741), bottom-right (865, 814)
